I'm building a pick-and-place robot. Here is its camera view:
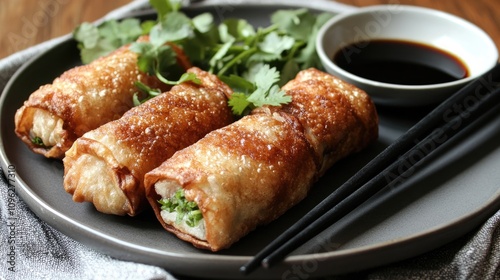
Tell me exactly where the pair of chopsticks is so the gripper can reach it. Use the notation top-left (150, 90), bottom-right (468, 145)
top-left (240, 62), bottom-right (500, 275)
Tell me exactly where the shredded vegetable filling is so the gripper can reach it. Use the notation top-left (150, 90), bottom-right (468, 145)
top-left (158, 189), bottom-right (206, 240)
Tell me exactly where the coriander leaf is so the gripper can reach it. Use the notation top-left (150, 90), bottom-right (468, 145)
top-left (116, 18), bottom-right (144, 41)
top-left (254, 64), bottom-right (280, 90)
top-left (237, 20), bottom-right (257, 39)
top-left (228, 92), bottom-right (252, 115)
top-left (149, 0), bottom-right (182, 22)
top-left (271, 8), bottom-right (304, 27)
top-left (295, 12), bottom-right (334, 69)
top-left (243, 62), bottom-right (268, 84)
top-left (129, 42), bottom-right (158, 74)
top-left (228, 64), bottom-right (291, 115)
top-left (74, 23), bottom-right (108, 64)
top-left (73, 19), bottom-right (144, 64)
top-left (247, 84), bottom-right (291, 108)
top-left (141, 20), bottom-right (157, 35)
top-left (130, 6), bottom-right (200, 89)
top-left (247, 32), bottom-right (295, 64)
top-left (271, 8), bottom-right (315, 41)
top-left (192, 13), bottom-right (214, 33)
top-left (218, 23), bottom-right (235, 44)
top-left (279, 59), bottom-right (300, 85)
top-left (177, 72), bottom-right (201, 84)
top-left (220, 19), bottom-right (256, 42)
top-left (258, 32), bottom-right (295, 55)
top-left (149, 0), bottom-right (170, 20)
top-left (99, 19), bottom-right (143, 46)
top-left (156, 44), bottom-right (179, 73)
top-left (220, 74), bottom-right (254, 94)
top-left (79, 39), bottom-right (117, 64)
top-left (180, 36), bottom-right (209, 67)
top-left (247, 65), bottom-right (291, 107)
top-left (150, 12), bottom-right (193, 46)
top-left (73, 22), bottom-right (99, 49)
top-left (130, 41), bottom-right (180, 80)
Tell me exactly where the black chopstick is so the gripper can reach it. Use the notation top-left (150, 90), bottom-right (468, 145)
top-left (262, 85), bottom-right (500, 268)
top-left (240, 63), bottom-right (500, 274)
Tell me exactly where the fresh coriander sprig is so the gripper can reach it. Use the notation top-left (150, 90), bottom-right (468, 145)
top-left (72, 0), bottom-right (333, 115)
top-left (132, 82), bottom-right (161, 106)
top-left (128, 4), bottom-right (214, 88)
top-left (73, 18), bottom-right (150, 64)
top-left (271, 8), bottom-right (334, 69)
top-left (225, 64), bottom-right (291, 115)
top-left (193, 9), bottom-right (332, 115)
top-left (133, 72), bottom-right (201, 106)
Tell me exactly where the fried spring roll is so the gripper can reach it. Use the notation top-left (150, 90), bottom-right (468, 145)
top-left (145, 112), bottom-right (318, 251)
top-left (144, 68), bottom-right (379, 251)
top-left (63, 67), bottom-right (234, 216)
top-left (14, 38), bottom-right (189, 159)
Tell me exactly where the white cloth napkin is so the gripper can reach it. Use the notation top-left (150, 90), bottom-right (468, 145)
top-left (0, 1), bottom-right (499, 279)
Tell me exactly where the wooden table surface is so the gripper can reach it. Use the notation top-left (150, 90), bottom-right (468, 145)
top-left (0, 0), bottom-right (498, 59)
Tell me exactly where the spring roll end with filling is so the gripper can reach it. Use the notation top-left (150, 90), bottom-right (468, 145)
top-left (145, 112), bottom-right (318, 251)
top-left (64, 134), bottom-right (140, 216)
top-left (63, 67), bottom-right (234, 217)
top-left (145, 68), bottom-right (379, 251)
top-left (14, 40), bottom-right (174, 159)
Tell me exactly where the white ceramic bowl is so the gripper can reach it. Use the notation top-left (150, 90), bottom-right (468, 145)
top-left (316, 5), bottom-right (499, 107)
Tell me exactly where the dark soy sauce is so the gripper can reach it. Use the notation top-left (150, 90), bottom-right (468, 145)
top-left (333, 39), bottom-right (469, 85)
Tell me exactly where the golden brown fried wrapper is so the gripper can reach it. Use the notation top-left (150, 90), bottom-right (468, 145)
top-left (63, 67), bottom-right (234, 216)
top-left (144, 68), bottom-right (379, 251)
top-left (14, 38), bottom-right (189, 159)
top-left (264, 68), bottom-right (379, 175)
top-left (145, 112), bottom-right (317, 251)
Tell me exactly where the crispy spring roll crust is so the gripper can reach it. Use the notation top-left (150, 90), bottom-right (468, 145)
top-left (145, 112), bottom-right (318, 251)
top-left (145, 68), bottom-right (379, 251)
top-left (63, 67), bottom-right (234, 216)
top-left (14, 38), bottom-right (189, 159)
top-left (262, 68), bottom-right (379, 175)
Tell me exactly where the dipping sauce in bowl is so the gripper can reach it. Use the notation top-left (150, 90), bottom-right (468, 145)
top-left (333, 39), bottom-right (469, 85)
top-left (316, 5), bottom-right (498, 107)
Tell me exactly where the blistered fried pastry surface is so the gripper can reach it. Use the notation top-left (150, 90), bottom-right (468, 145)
top-left (145, 112), bottom-right (317, 251)
top-left (63, 67), bottom-right (234, 216)
top-left (14, 38), bottom-right (187, 158)
top-left (145, 68), bottom-right (379, 251)
top-left (273, 68), bottom-right (379, 175)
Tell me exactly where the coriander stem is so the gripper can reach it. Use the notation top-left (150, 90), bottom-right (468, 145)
top-left (155, 70), bottom-right (178, 85)
top-left (287, 42), bottom-right (305, 60)
top-left (217, 48), bottom-right (258, 76)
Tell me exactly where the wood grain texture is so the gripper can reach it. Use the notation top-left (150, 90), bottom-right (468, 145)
top-left (0, 0), bottom-right (498, 59)
top-left (0, 0), bottom-right (131, 58)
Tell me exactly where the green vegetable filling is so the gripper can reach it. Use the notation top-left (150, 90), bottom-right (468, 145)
top-left (31, 136), bottom-right (46, 147)
top-left (158, 189), bottom-right (203, 227)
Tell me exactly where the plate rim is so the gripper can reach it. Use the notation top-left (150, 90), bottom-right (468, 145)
top-left (1, 0), bottom-right (500, 278)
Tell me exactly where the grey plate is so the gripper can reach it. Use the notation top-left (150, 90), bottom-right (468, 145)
top-left (1, 1), bottom-right (500, 279)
